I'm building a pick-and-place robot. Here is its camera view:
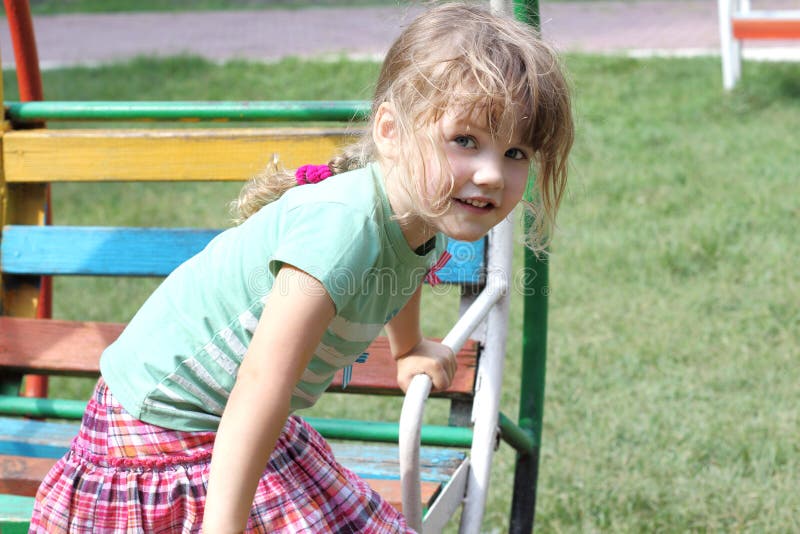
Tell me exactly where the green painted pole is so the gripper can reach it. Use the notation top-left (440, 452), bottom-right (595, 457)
top-left (305, 417), bottom-right (473, 447)
top-left (514, 0), bottom-right (540, 29)
top-left (0, 395), bottom-right (473, 447)
top-left (4, 100), bottom-right (370, 123)
top-left (0, 395), bottom-right (87, 420)
top-left (498, 412), bottom-right (535, 454)
top-left (519, 248), bottom-right (548, 450)
top-left (511, 1), bottom-right (546, 533)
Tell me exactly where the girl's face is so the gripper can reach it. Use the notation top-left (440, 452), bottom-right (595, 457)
top-left (423, 109), bottom-right (533, 243)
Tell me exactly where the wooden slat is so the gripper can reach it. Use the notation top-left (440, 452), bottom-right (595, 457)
top-left (0, 317), bottom-right (122, 376)
top-left (439, 238), bottom-right (485, 285)
top-left (368, 479), bottom-right (441, 513)
top-left (0, 418), bottom-right (80, 458)
top-left (1, 226), bottom-right (222, 276)
top-left (0, 454), bottom-right (439, 514)
top-left (1, 183), bottom-right (48, 320)
top-left (0, 419), bottom-right (459, 510)
top-left (328, 337), bottom-right (477, 399)
top-left (331, 442), bottom-right (464, 485)
top-left (0, 420), bottom-right (465, 484)
top-left (0, 317), bottom-right (478, 396)
top-left (732, 18), bottom-right (800, 39)
top-left (0, 456), bottom-right (53, 497)
top-left (2, 225), bottom-right (485, 283)
top-left (2, 128), bottom-right (355, 183)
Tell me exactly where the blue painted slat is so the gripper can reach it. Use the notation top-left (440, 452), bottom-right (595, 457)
top-left (332, 442), bottom-right (465, 483)
top-left (0, 441), bottom-right (68, 459)
top-left (0, 417), bottom-right (465, 483)
top-left (1, 225), bottom-right (485, 284)
top-left (0, 418), bottom-right (77, 458)
top-left (1, 225), bottom-right (222, 277)
top-left (438, 238), bottom-right (485, 285)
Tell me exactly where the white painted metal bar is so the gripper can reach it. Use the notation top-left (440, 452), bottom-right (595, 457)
top-left (459, 218), bottom-right (514, 534)
top-left (489, 0), bottom-right (511, 15)
top-left (399, 374), bottom-right (432, 532)
top-left (423, 459), bottom-right (471, 532)
top-left (442, 278), bottom-right (508, 355)
top-left (398, 228), bottom-right (509, 531)
top-left (398, 278), bottom-right (505, 531)
top-left (737, 0), bottom-right (750, 85)
top-left (719, 0), bottom-right (733, 89)
top-left (741, 0), bottom-right (751, 14)
top-left (719, 0), bottom-right (739, 90)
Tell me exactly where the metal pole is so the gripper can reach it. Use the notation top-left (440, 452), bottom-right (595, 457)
top-left (510, 3), bottom-right (546, 532)
top-left (514, 0), bottom-right (541, 29)
top-left (3, 0), bottom-right (50, 400)
top-left (6, 101), bottom-right (371, 123)
top-left (509, 242), bottom-right (547, 534)
top-left (459, 219), bottom-right (514, 534)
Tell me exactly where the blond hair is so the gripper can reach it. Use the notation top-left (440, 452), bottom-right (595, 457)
top-left (233, 2), bottom-right (574, 251)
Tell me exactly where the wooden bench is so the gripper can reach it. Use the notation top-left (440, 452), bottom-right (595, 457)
top-left (718, 0), bottom-right (800, 89)
top-left (0, 101), bottom-right (539, 533)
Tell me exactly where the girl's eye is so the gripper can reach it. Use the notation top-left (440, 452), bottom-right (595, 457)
top-left (505, 148), bottom-right (528, 161)
top-left (454, 135), bottom-right (477, 149)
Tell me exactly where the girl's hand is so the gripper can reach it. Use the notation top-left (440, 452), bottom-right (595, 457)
top-left (395, 339), bottom-right (457, 392)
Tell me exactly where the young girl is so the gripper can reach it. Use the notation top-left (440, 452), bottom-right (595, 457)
top-left (30, 3), bottom-right (573, 533)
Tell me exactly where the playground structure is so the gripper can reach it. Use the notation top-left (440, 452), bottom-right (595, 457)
top-left (0, 1), bottom-right (550, 532)
top-left (718, 0), bottom-right (800, 89)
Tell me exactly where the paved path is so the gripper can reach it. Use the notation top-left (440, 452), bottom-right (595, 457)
top-left (2, 1), bottom-right (800, 68)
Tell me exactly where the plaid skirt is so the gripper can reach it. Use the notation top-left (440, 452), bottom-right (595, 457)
top-left (29, 379), bottom-right (412, 533)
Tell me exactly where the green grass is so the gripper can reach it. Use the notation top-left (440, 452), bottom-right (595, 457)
top-left (3, 54), bottom-right (799, 532)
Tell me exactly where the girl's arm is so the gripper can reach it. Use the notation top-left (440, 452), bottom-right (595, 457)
top-left (203, 265), bottom-right (335, 533)
top-left (385, 286), bottom-right (457, 392)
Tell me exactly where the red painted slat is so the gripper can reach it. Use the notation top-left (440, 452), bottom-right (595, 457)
top-left (367, 479), bottom-right (441, 513)
top-left (0, 317), bottom-right (122, 376)
top-left (0, 455), bottom-right (54, 497)
top-left (732, 19), bottom-right (800, 39)
top-left (0, 317), bottom-right (478, 396)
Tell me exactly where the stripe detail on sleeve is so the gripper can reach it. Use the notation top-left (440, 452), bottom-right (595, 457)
top-left (202, 341), bottom-right (239, 376)
top-left (301, 367), bottom-right (335, 384)
top-left (158, 374), bottom-right (225, 415)
top-left (238, 310), bottom-right (259, 334)
top-left (219, 327), bottom-right (248, 358)
top-left (328, 316), bottom-right (383, 343)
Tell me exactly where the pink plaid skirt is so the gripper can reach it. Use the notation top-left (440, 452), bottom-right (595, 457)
top-left (30, 379), bottom-right (412, 533)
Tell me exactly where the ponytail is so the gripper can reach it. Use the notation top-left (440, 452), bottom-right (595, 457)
top-left (231, 138), bottom-right (375, 223)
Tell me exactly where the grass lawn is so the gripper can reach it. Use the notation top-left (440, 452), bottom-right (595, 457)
top-left (3, 54), bottom-right (799, 532)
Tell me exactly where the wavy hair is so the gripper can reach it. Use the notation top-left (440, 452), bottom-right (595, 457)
top-left (233, 2), bottom-right (573, 252)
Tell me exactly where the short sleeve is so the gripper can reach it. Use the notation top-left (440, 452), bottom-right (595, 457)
top-left (269, 202), bottom-right (380, 313)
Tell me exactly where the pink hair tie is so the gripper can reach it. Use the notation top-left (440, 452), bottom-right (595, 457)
top-left (295, 164), bottom-right (333, 185)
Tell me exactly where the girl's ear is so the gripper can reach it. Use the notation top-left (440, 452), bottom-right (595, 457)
top-left (373, 102), bottom-right (399, 160)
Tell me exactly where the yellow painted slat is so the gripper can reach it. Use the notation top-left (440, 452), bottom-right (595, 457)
top-left (1, 184), bottom-right (47, 318)
top-left (3, 128), bottom-right (358, 183)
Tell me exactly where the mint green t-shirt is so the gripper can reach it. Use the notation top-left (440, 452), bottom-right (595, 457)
top-left (100, 163), bottom-right (446, 431)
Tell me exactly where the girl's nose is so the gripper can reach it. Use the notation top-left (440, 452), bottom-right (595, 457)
top-left (472, 157), bottom-right (504, 189)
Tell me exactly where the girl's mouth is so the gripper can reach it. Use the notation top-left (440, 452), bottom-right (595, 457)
top-left (454, 197), bottom-right (494, 212)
